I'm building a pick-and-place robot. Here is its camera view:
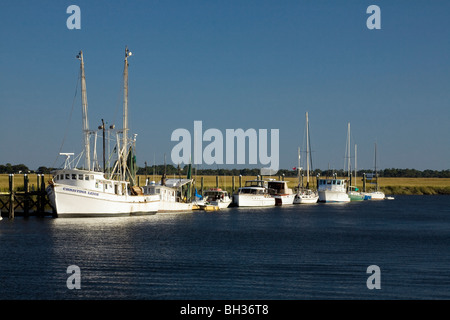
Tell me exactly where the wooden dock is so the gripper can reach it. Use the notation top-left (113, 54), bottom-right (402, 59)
top-left (0, 174), bottom-right (55, 219)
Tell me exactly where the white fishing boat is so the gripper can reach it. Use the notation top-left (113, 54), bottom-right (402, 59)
top-left (318, 178), bottom-right (351, 203)
top-left (202, 188), bottom-right (232, 209)
top-left (233, 180), bottom-right (276, 207)
top-left (142, 178), bottom-right (194, 212)
top-left (46, 48), bottom-right (160, 216)
top-left (267, 180), bottom-right (295, 205)
top-left (294, 112), bottom-right (318, 204)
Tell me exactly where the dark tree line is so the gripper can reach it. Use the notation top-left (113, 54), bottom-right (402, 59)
top-left (1, 163), bottom-right (449, 178)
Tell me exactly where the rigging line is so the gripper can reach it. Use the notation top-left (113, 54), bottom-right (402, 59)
top-left (307, 120), bottom-right (315, 172)
top-left (111, 71), bottom-right (123, 131)
top-left (51, 72), bottom-right (81, 169)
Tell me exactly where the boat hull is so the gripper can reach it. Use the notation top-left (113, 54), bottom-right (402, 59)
top-left (368, 191), bottom-right (385, 200)
top-left (47, 184), bottom-right (159, 216)
top-left (209, 200), bottom-right (232, 209)
top-left (294, 194), bottom-right (319, 204)
top-left (157, 200), bottom-right (194, 213)
top-left (348, 192), bottom-right (365, 201)
top-left (233, 194), bottom-right (275, 207)
top-left (272, 194), bottom-right (295, 205)
top-left (318, 190), bottom-right (350, 203)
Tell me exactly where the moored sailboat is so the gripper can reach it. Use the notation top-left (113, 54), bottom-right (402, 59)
top-left (345, 123), bottom-right (364, 201)
top-left (367, 142), bottom-right (386, 200)
top-left (294, 112), bottom-right (318, 204)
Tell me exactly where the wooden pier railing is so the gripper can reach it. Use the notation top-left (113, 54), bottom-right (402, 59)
top-left (0, 174), bottom-right (55, 219)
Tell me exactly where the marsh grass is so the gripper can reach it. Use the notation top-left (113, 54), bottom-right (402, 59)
top-left (1, 174), bottom-right (449, 195)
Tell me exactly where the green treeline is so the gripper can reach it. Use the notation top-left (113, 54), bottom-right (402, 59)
top-left (1, 163), bottom-right (449, 178)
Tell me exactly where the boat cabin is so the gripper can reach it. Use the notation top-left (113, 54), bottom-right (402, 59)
top-left (52, 169), bottom-right (131, 196)
top-left (267, 180), bottom-right (293, 195)
top-left (142, 178), bottom-right (193, 203)
top-left (204, 188), bottom-right (229, 201)
top-left (244, 180), bottom-right (267, 188)
top-left (318, 178), bottom-right (347, 192)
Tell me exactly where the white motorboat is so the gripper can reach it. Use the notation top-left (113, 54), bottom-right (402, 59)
top-left (267, 180), bottom-right (295, 205)
top-left (233, 180), bottom-right (276, 207)
top-left (47, 48), bottom-right (160, 216)
top-left (142, 178), bottom-right (194, 212)
top-left (318, 178), bottom-right (351, 203)
top-left (202, 188), bottom-right (232, 209)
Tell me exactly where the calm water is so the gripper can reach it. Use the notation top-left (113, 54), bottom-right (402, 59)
top-left (1, 195), bottom-right (449, 300)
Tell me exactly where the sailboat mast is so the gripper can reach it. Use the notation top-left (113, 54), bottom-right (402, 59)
top-left (77, 51), bottom-right (90, 170)
top-left (347, 122), bottom-right (351, 179)
top-left (306, 112), bottom-right (310, 185)
top-left (355, 144), bottom-right (357, 186)
top-left (375, 142), bottom-right (378, 191)
top-left (297, 146), bottom-right (301, 187)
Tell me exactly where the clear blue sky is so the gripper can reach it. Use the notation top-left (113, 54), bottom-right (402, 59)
top-left (1, 0), bottom-right (449, 171)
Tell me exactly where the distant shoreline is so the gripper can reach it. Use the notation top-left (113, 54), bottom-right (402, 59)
top-left (1, 174), bottom-right (450, 195)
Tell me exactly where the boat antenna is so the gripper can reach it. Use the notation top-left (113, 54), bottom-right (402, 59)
top-left (161, 154), bottom-right (167, 186)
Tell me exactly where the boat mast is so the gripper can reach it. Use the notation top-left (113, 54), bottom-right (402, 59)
top-left (374, 142), bottom-right (378, 191)
top-left (355, 144), bottom-right (357, 188)
top-left (306, 112), bottom-right (310, 188)
top-left (347, 122), bottom-right (351, 183)
top-left (122, 46), bottom-right (132, 181)
top-left (297, 146), bottom-right (301, 190)
top-left (77, 51), bottom-right (90, 170)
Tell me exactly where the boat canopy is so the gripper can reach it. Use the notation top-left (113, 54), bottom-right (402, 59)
top-left (163, 178), bottom-right (192, 188)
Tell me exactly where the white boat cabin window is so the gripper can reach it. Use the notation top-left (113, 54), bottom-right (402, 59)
top-left (78, 174), bottom-right (83, 180)
top-left (85, 175), bottom-right (89, 180)
top-left (65, 174), bottom-right (70, 179)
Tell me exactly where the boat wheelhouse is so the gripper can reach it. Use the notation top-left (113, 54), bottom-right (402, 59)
top-left (317, 178), bottom-right (350, 203)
